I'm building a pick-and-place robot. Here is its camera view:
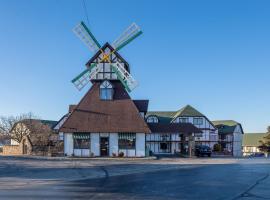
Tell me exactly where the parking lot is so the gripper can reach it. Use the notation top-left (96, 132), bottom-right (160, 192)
top-left (0, 156), bottom-right (270, 199)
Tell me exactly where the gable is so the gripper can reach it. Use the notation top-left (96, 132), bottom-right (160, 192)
top-left (212, 120), bottom-right (244, 134)
top-left (59, 81), bottom-right (150, 133)
top-left (85, 43), bottom-right (130, 80)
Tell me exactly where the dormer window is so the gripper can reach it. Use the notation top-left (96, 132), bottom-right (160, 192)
top-left (100, 80), bottom-right (113, 100)
top-left (147, 116), bottom-right (159, 123)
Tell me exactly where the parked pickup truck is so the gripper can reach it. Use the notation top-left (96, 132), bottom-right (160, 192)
top-left (195, 145), bottom-right (212, 157)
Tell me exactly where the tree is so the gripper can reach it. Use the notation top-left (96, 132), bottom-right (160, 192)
top-left (267, 126), bottom-right (270, 134)
top-left (0, 113), bottom-right (38, 143)
top-left (258, 126), bottom-right (270, 155)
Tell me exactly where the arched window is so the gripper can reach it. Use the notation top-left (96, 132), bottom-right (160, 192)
top-left (146, 116), bottom-right (159, 123)
top-left (100, 80), bottom-right (113, 100)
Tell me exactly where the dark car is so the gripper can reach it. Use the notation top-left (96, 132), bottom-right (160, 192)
top-left (195, 145), bottom-right (212, 157)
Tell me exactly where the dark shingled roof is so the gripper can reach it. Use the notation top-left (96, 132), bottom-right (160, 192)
top-left (147, 123), bottom-right (202, 134)
top-left (59, 81), bottom-right (150, 133)
top-left (133, 100), bottom-right (149, 113)
top-left (212, 120), bottom-right (244, 134)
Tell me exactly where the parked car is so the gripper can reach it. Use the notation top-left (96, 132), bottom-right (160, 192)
top-left (248, 152), bottom-right (265, 158)
top-left (195, 145), bottom-right (212, 157)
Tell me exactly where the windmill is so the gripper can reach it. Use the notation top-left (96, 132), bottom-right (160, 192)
top-left (71, 21), bottom-right (142, 92)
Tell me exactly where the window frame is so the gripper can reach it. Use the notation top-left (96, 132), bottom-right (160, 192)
top-left (100, 80), bottom-right (114, 100)
top-left (146, 115), bottom-right (159, 123)
top-left (73, 133), bottom-right (91, 149)
top-left (193, 117), bottom-right (203, 125)
top-left (118, 133), bottom-right (136, 150)
top-left (178, 117), bottom-right (189, 123)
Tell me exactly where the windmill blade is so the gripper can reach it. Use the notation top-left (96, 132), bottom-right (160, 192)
top-left (71, 68), bottom-right (91, 91)
top-left (73, 21), bottom-right (101, 53)
top-left (110, 61), bottom-right (138, 92)
top-left (71, 63), bottom-right (102, 90)
top-left (112, 23), bottom-right (143, 51)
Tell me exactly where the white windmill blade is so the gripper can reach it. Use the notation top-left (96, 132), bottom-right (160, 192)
top-left (71, 63), bottom-right (103, 91)
top-left (112, 23), bottom-right (143, 51)
top-left (71, 68), bottom-right (91, 91)
top-left (111, 61), bottom-right (138, 92)
top-left (73, 21), bottom-right (101, 53)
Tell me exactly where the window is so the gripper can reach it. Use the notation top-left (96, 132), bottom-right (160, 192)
top-left (147, 116), bottom-right (159, 123)
top-left (118, 133), bottom-right (136, 149)
top-left (59, 132), bottom-right (64, 141)
top-left (193, 118), bottom-right (203, 125)
top-left (179, 117), bottom-right (189, 123)
top-left (100, 80), bottom-right (113, 100)
top-left (160, 143), bottom-right (168, 150)
top-left (160, 134), bottom-right (170, 141)
top-left (73, 133), bottom-right (90, 149)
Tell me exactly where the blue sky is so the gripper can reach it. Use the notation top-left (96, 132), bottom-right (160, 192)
top-left (0, 0), bottom-right (269, 132)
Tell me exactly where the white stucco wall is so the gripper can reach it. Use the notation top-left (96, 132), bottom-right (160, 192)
top-left (91, 133), bottom-right (100, 156)
top-left (109, 133), bottom-right (118, 156)
top-left (64, 133), bottom-right (73, 156)
top-left (233, 125), bottom-right (243, 157)
top-left (136, 133), bottom-right (145, 157)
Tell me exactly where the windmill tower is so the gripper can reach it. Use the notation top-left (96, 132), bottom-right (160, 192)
top-left (58, 21), bottom-right (150, 157)
top-left (71, 21), bottom-right (142, 92)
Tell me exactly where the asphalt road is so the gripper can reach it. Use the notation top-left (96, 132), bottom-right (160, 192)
top-left (0, 157), bottom-right (269, 200)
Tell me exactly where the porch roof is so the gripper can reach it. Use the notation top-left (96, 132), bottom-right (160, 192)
top-left (147, 123), bottom-right (202, 134)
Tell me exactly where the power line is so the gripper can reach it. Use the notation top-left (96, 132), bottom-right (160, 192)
top-left (82, 0), bottom-right (90, 26)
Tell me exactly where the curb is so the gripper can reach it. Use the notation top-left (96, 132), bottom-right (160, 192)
top-left (0, 155), bottom-right (157, 161)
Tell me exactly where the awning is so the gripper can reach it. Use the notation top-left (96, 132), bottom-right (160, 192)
top-left (119, 133), bottom-right (136, 140)
top-left (73, 133), bottom-right (90, 139)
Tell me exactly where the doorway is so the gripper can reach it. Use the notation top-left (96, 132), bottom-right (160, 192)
top-left (100, 137), bottom-right (109, 156)
top-left (22, 139), bottom-right (27, 155)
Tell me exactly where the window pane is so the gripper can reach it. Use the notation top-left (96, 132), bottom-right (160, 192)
top-left (118, 133), bottom-right (136, 149)
top-left (74, 139), bottom-right (90, 149)
top-left (100, 89), bottom-right (107, 100)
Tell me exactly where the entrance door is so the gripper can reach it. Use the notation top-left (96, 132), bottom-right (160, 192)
top-left (100, 137), bottom-right (109, 156)
top-left (22, 139), bottom-right (27, 154)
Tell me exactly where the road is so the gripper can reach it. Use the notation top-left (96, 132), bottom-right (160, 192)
top-left (0, 157), bottom-right (269, 200)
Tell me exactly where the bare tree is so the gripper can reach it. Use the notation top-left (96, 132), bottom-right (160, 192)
top-left (0, 113), bottom-right (38, 143)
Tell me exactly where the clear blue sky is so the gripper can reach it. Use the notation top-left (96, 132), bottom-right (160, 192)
top-left (0, 0), bottom-right (269, 133)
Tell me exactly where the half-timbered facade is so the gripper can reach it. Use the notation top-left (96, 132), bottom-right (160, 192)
top-left (145, 105), bottom-right (218, 155)
top-left (212, 120), bottom-right (244, 157)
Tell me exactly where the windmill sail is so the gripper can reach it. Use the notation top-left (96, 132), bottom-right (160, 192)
top-left (72, 63), bottom-right (101, 90)
top-left (71, 68), bottom-right (91, 91)
top-left (110, 61), bottom-right (138, 92)
top-left (112, 23), bottom-right (142, 51)
top-left (73, 21), bottom-right (101, 53)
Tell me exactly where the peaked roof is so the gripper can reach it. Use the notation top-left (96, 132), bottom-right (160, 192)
top-left (173, 105), bottom-right (204, 118)
top-left (243, 133), bottom-right (268, 146)
top-left (85, 42), bottom-right (130, 73)
top-left (212, 120), bottom-right (244, 134)
top-left (133, 100), bottom-right (149, 113)
top-left (59, 81), bottom-right (150, 133)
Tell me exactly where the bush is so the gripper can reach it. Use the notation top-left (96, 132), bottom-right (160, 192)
top-left (118, 152), bottom-right (124, 157)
